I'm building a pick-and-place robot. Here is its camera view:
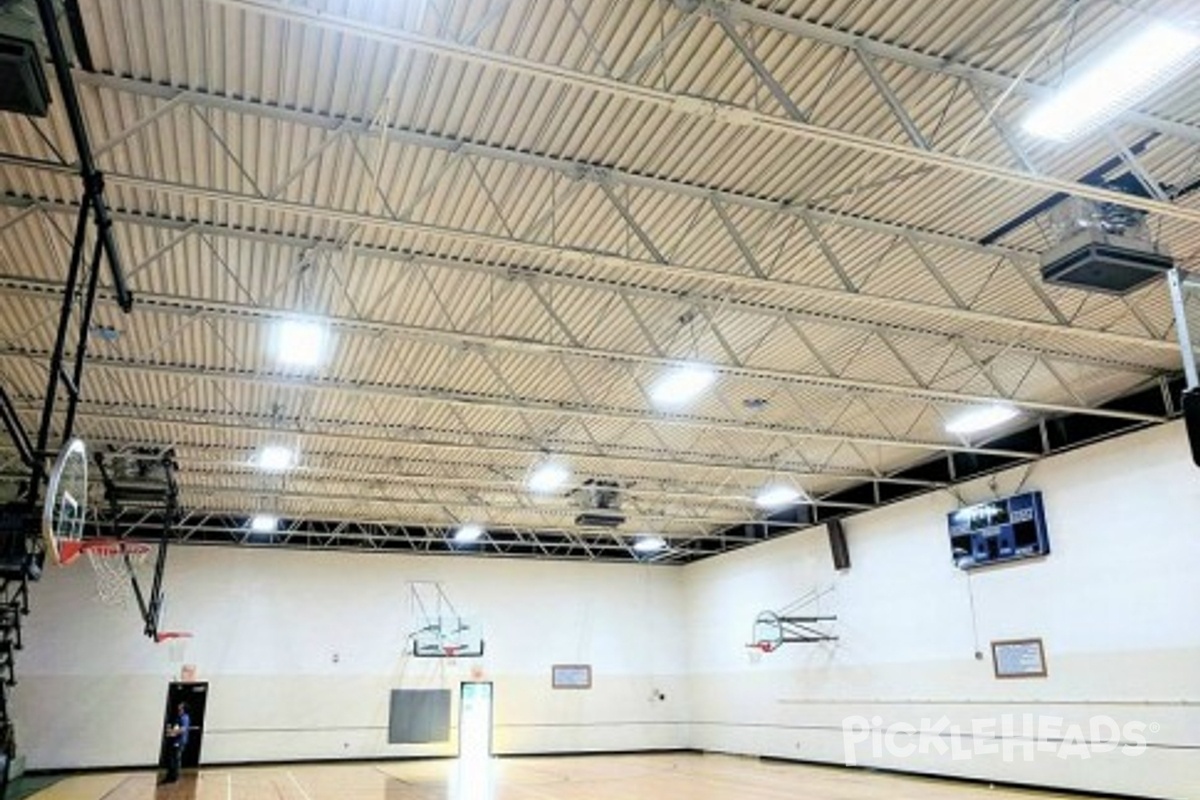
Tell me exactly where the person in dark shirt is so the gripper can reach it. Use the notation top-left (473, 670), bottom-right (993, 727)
top-left (162, 702), bottom-right (190, 784)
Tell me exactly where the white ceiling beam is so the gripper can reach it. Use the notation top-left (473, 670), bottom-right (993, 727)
top-left (721, 0), bottom-right (1200, 146)
top-left (0, 347), bottom-right (1039, 458)
top-left (201, 0), bottom-right (1200, 222)
top-left (0, 275), bottom-right (1164, 424)
top-left (73, 70), bottom-right (1038, 264)
top-left (59, 73), bottom-right (1184, 362)
top-left (0, 403), bottom-right (942, 488)
top-left (1, 155), bottom-right (1179, 362)
top-left (33, 446), bottom-right (855, 505)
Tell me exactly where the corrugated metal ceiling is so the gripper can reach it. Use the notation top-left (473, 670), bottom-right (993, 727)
top-left (1, 0), bottom-right (1196, 559)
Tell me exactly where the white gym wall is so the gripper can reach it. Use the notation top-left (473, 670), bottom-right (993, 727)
top-left (686, 420), bottom-right (1200, 799)
top-left (14, 550), bottom-right (688, 768)
top-left (12, 421), bottom-right (1198, 800)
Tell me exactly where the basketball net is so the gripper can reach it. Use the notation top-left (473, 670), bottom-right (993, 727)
top-left (162, 633), bottom-right (191, 665)
top-left (443, 644), bottom-right (462, 670)
top-left (82, 541), bottom-right (152, 606)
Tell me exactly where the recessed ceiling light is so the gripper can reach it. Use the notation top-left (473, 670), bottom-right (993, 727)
top-left (755, 484), bottom-right (803, 510)
top-left (527, 460), bottom-right (571, 494)
top-left (275, 319), bottom-right (328, 368)
top-left (945, 405), bottom-right (1020, 436)
top-left (650, 364), bottom-right (716, 409)
top-left (633, 535), bottom-right (667, 553)
top-left (249, 514), bottom-right (278, 533)
top-left (254, 445), bottom-right (296, 472)
top-left (1022, 23), bottom-right (1200, 142)
top-left (454, 523), bottom-right (484, 543)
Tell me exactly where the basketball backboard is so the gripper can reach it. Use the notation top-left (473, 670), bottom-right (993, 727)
top-left (411, 615), bottom-right (484, 658)
top-left (40, 438), bottom-right (88, 566)
top-left (406, 581), bottom-right (485, 658)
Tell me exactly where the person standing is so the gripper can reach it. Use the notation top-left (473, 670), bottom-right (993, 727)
top-left (162, 702), bottom-right (190, 784)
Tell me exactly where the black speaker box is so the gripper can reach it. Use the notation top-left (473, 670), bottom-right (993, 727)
top-left (1185, 389), bottom-right (1200, 468)
top-left (827, 517), bottom-right (850, 571)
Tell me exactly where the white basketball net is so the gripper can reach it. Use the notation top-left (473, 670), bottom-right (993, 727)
top-left (85, 543), bottom-right (151, 606)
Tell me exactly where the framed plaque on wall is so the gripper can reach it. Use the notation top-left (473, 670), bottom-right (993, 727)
top-left (991, 638), bottom-right (1047, 679)
top-left (551, 664), bottom-right (592, 689)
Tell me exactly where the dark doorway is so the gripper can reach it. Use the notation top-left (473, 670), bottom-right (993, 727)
top-left (158, 681), bottom-right (208, 771)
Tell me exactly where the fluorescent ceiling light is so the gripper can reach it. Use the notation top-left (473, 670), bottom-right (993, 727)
top-left (454, 523), bottom-right (485, 543)
top-left (756, 484), bottom-right (803, 510)
top-left (946, 405), bottom-right (1020, 436)
top-left (527, 461), bottom-right (571, 494)
top-left (650, 364), bottom-right (716, 409)
top-left (276, 319), bottom-right (328, 368)
top-left (633, 535), bottom-right (667, 553)
top-left (1022, 23), bottom-right (1200, 142)
top-left (249, 514), bottom-right (278, 533)
top-left (254, 445), bottom-right (296, 472)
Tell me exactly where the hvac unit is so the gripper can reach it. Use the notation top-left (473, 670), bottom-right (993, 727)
top-left (0, 1), bottom-right (50, 117)
top-left (1039, 196), bottom-right (1173, 294)
top-left (573, 479), bottom-right (625, 528)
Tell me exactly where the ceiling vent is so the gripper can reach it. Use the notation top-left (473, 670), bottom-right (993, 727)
top-left (573, 479), bottom-right (626, 528)
top-left (1040, 195), bottom-right (1173, 295)
top-left (0, 1), bottom-right (50, 117)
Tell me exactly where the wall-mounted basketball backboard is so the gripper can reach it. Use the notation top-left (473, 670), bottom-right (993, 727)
top-left (406, 582), bottom-right (484, 658)
top-left (747, 586), bottom-right (838, 653)
top-left (41, 437), bottom-right (88, 566)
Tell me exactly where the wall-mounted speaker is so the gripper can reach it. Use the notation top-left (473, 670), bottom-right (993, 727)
top-left (1184, 389), bottom-right (1200, 468)
top-left (827, 518), bottom-right (850, 571)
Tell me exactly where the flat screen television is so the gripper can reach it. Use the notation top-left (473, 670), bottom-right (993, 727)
top-left (948, 491), bottom-right (1049, 570)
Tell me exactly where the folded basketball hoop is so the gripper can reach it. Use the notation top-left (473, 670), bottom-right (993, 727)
top-left (41, 438), bottom-right (88, 566)
top-left (76, 539), bottom-right (152, 606)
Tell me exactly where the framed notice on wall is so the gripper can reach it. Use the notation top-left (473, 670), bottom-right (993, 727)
top-left (991, 638), bottom-right (1047, 679)
top-left (551, 664), bottom-right (592, 689)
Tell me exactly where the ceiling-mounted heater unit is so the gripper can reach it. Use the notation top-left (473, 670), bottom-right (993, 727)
top-left (1039, 196), bottom-right (1173, 294)
top-left (573, 479), bottom-right (626, 528)
top-left (0, 0), bottom-right (50, 117)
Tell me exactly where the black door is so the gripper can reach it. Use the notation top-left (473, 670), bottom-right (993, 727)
top-left (158, 681), bottom-right (208, 770)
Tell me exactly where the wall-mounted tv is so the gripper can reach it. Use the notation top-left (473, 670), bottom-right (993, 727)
top-left (948, 491), bottom-right (1049, 570)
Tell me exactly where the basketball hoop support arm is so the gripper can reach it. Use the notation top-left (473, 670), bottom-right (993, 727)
top-left (0, 7), bottom-right (129, 789)
top-left (777, 615), bottom-right (839, 644)
top-left (0, 386), bottom-right (34, 470)
top-left (1167, 268), bottom-right (1198, 391)
top-left (96, 449), bottom-right (181, 640)
top-left (19, 0), bottom-right (133, 503)
top-left (142, 460), bottom-right (180, 640)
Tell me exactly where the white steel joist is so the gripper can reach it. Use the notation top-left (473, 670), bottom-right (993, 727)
top-left (0, 274), bottom-right (1163, 424)
top-left (201, 0), bottom-right (1200, 222)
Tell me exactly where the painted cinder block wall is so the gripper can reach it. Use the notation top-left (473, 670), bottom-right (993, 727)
top-left (684, 420), bottom-right (1200, 799)
top-left (15, 549), bottom-right (688, 768)
top-left (14, 420), bottom-right (1199, 800)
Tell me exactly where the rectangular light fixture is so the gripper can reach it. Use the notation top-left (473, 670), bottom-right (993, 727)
top-left (650, 364), bottom-right (716, 409)
top-left (1022, 23), bottom-right (1200, 142)
top-left (275, 319), bottom-right (328, 368)
top-left (755, 484), bottom-right (803, 510)
top-left (254, 445), bottom-right (296, 472)
top-left (249, 514), bottom-right (279, 533)
top-left (454, 523), bottom-right (484, 543)
top-left (633, 535), bottom-right (667, 553)
top-left (527, 461), bottom-right (571, 494)
top-left (946, 405), bottom-right (1020, 436)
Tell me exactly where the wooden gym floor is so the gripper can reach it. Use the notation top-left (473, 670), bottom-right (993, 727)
top-left (24, 752), bottom-right (1111, 799)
